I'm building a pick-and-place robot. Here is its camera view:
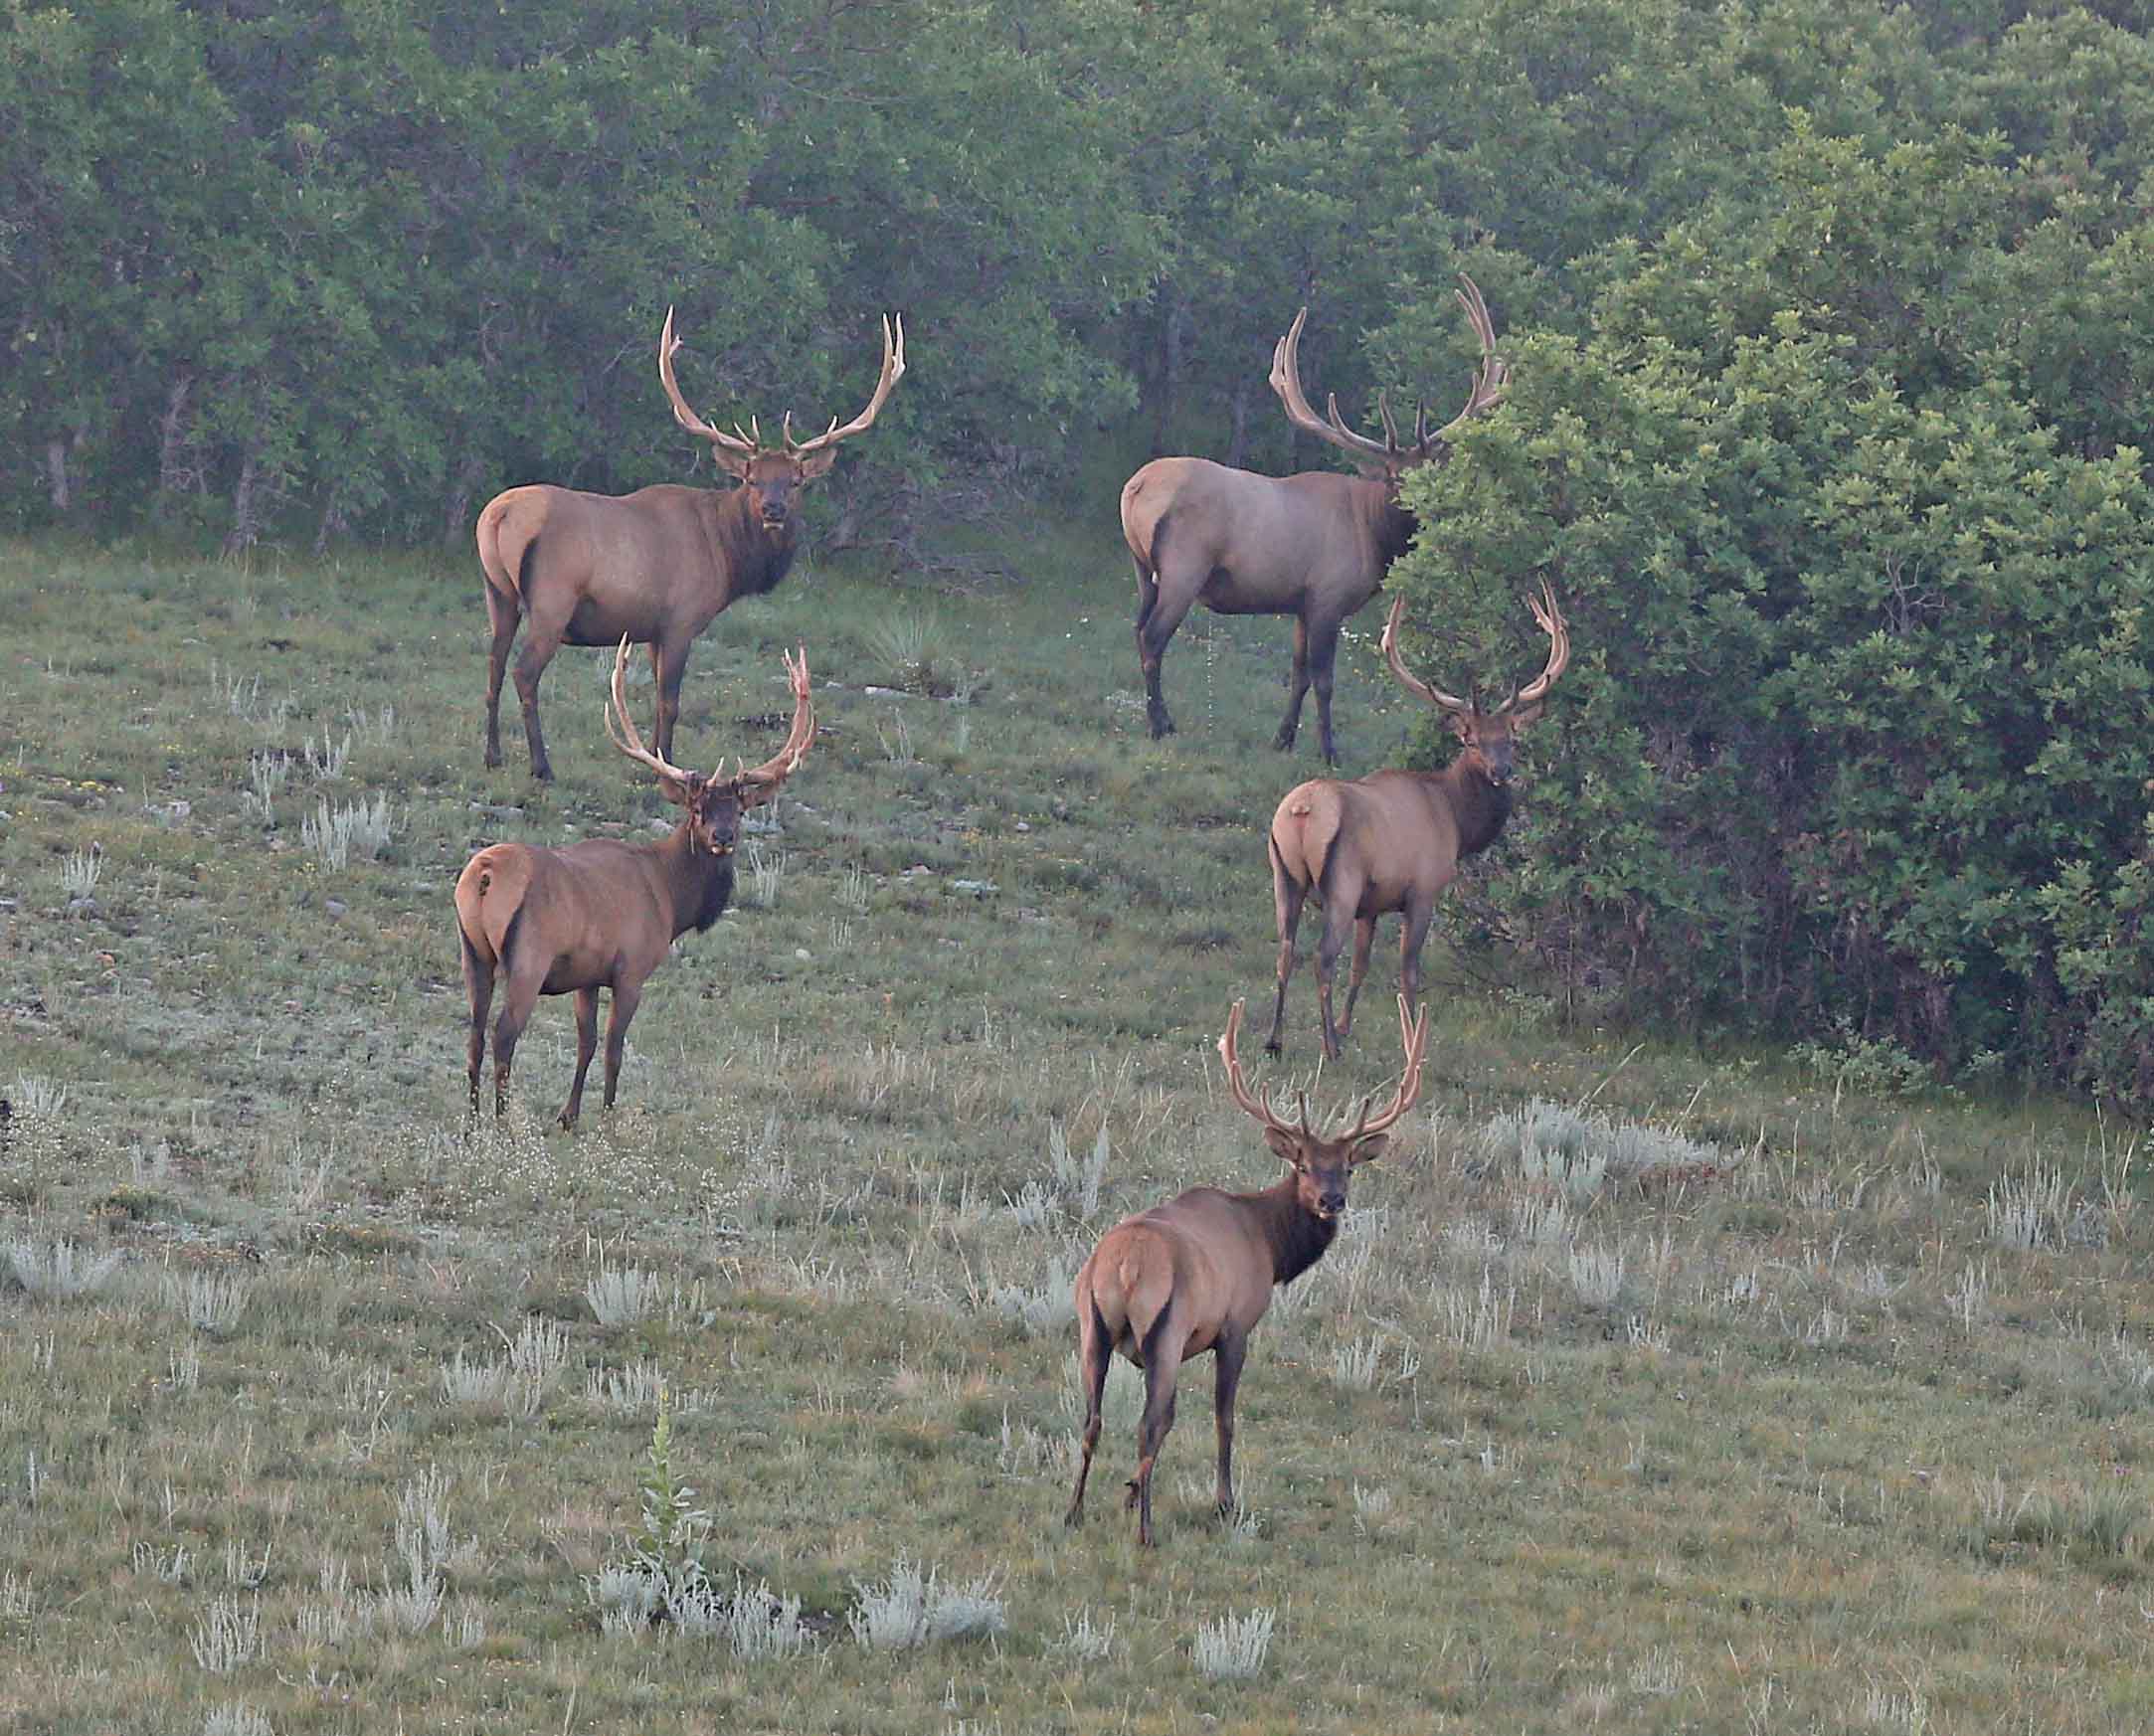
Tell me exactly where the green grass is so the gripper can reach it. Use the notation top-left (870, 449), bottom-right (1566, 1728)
top-left (3, 526), bottom-right (2153, 1733)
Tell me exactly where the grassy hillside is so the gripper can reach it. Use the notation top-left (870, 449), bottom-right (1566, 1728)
top-left (2, 528), bottom-right (2152, 1734)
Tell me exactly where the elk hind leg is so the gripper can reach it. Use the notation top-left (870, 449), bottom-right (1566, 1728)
top-left (1064, 1295), bottom-right (1113, 1528)
top-left (1136, 560), bottom-right (1198, 741)
top-left (510, 615), bottom-right (567, 782)
top-left (1314, 892), bottom-right (1361, 1061)
top-left (489, 945), bottom-right (549, 1119)
top-left (459, 934), bottom-right (494, 1117)
top-left (1126, 1312), bottom-right (1183, 1547)
top-left (1265, 850), bottom-right (1309, 1055)
top-left (481, 582), bottom-right (520, 771)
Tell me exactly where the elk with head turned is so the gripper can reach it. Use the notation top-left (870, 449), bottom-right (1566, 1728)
top-left (475, 308), bottom-right (900, 780)
top-left (1121, 275), bottom-right (1507, 765)
top-left (1064, 994), bottom-right (1427, 1547)
top-left (1265, 583), bottom-right (1569, 1059)
top-left (454, 636), bottom-right (814, 1128)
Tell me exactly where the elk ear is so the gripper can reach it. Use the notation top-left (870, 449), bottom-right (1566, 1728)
top-left (656, 771), bottom-right (700, 807)
top-left (1263, 1128), bottom-right (1305, 1169)
top-left (710, 444), bottom-right (757, 482)
top-left (1507, 699), bottom-right (1546, 730)
top-left (795, 448), bottom-right (840, 481)
top-left (1349, 1132), bottom-right (1390, 1166)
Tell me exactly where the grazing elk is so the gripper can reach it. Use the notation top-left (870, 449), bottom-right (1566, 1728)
top-left (1265, 584), bottom-right (1569, 1059)
top-left (1122, 275), bottom-right (1508, 764)
top-left (476, 307), bottom-right (901, 780)
top-left (455, 636), bottom-right (814, 1128)
top-left (1066, 994), bottom-right (1427, 1547)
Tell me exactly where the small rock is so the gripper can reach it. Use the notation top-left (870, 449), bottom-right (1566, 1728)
top-left (794, 948), bottom-right (811, 960)
top-left (1014, 820), bottom-right (1030, 832)
top-left (324, 898), bottom-right (348, 919)
top-left (951, 879), bottom-right (998, 897)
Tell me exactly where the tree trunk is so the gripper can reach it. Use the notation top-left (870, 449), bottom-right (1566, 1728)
top-left (157, 375), bottom-right (197, 494)
top-left (45, 436), bottom-right (72, 512)
top-left (223, 449), bottom-right (261, 558)
top-left (443, 452), bottom-right (486, 547)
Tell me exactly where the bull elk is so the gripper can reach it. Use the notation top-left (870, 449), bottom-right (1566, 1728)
top-left (1065, 995), bottom-right (1426, 1547)
top-left (454, 636), bottom-right (814, 1128)
top-left (1122, 275), bottom-right (1508, 765)
top-left (476, 308), bottom-right (901, 780)
top-left (1264, 584), bottom-right (1569, 1059)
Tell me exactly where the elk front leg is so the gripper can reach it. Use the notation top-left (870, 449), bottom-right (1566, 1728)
top-left (1211, 1331), bottom-right (1248, 1518)
top-left (648, 638), bottom-right (692, 768)
top-left (1308, 615), bottom-right (1344, 766)
top-left (599, 980), bottom-right (642, 1112)
top-left (1275, 616), bottom-right (1313, 752)
top-left (1336, 915), bottom-right (1377, 1046)
top-left (557, 986), bottom-right (600, 1129)
top-left (1398, 893), bottom-right (1440, 1012)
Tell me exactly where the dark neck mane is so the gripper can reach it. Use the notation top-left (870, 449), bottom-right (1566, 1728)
top-left (716, 487), bottom-right (801, 599)
top-left (1252, 1174), bottom-right (1341, 1287)
top-left (654, 827), bottom-right (738, 938)
top-left (1439, 757), bottom-right (1514, 859)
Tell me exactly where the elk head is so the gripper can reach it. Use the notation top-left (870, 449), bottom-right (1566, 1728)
top-left (1380, 582), bottom-right (1568, 785)
top-left (1219, 994), bottom-right (1428, 1219)
top-left (1269, 273), bottom-right (1508, 492)
top-left (658, 307), bottom-right (906, 535)
top-left (604, 635), bottom-right (815, 858)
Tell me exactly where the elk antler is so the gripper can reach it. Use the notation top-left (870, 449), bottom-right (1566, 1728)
top-left (786, 313), bottom-right (906, 458)
top-left (1493, 581), bottom-right (1569, 717)
top-left (737, 647), bottom-right (816, 800)
top-left (1336, 995), bottom-right (1430, 1150)
top-left (1269, 273), bottom-right (1507, 471)
top-left (605, 636), bottom-right (699, 783)
top-left (1219, 1000), bottom-right (1317, 1139)
top-left (657, 308), bottom-right (762, 462)
top-left (1381, 594), bottom-right (1470, 715)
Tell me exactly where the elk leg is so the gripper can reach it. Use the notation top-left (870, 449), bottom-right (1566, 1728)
top-left (558, 987), bottom-right (599, 1130)
top-left (1314, 896), bottom-right (1359, 1061)
top-left (1211, 1330), bottom-right (1248, 1517)
top-left (1265, 859), bottom-right (1308, 1055)
top-left (1398, 893), bottom-right (1440, 1010)
top-left (1065, 1298), bottom-right (1113, 1528)
top-left (1136, 567), bottom-right (1196, 741)
top-left (1337, 915), bottom-right (1377, 1046)
top-left (1126, 1350), bottom-right (1180, 1548)
top-left (511, 621), bottom-right (565, 782)
top-left (481, 583), bottom-right (520, 771)
top-left (459, 935), bottom-right (494, 1117)
top-left (1274, 617), bottom-right (1313, 752)
top-left (599, 980), bottom-right (642, 1112)
top-left (1309, 616), bottom-right (1344, 767)
top-left (648, 639), bottom-right (691, 768)
top-left (490, 950), bottom-right (549, 1118)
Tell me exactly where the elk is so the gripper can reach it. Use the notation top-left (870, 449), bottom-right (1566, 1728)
top-left (475, 307), bottom-right (900, 780)
top-left (1122, 275), bottom-right (1507, 765)
top-left (1265, 584), bottom-right (1569, 1059)
top-left (1065, 994), bottom-right (1427, 1547)
top-left (454, 636), bottom-right (814, 1128)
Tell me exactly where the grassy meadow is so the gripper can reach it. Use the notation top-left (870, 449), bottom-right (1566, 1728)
top-left (4, 521), bottom-right (2154, 1735)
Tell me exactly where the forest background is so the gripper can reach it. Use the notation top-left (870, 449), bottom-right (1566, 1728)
top-left (9, 0), bottom-right (2154, 1103)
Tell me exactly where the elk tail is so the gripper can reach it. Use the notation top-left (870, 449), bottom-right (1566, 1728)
top-left (474, 493), bottom-right (534, 605)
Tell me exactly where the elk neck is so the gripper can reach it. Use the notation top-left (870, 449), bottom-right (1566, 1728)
top-left (1374, 493), bottom-right (1417, 566)
top-left (1248, 1172), bottom-right (1342, 1287)
top-left (715, 483), bottom-right (803, 599)
top-left (650, 821), bottom-right (739, 937)
top-left (1436, 755), bottom-right (1515, 860)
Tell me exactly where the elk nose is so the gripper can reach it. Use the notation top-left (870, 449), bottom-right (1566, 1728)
top-left (1321, 1189), bottom-right (1346, 1215)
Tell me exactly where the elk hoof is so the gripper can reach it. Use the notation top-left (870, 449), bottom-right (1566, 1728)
top-left (1123, 1480), bottom-right (1142, 1512)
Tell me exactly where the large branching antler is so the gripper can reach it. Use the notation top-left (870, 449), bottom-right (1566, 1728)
top-left (1219, 1000), bottom-right (1317, 1139)
top-left (1268, 273), bottom-right (1507, 470)
top-left (737, 647), bottom-right (815, 801)
top-left (786, 314), bottom-right (906, 458)
top-left (1382, 582), bottom-right (1569, 720)
top-left (605, 636), bottom-right (698, 783)
top-left (658, 309), bottom-right (905, 462)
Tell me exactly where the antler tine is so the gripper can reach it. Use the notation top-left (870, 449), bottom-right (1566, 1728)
top-left (1380, 593), bottom-right (1470, 715)
top-left (658, 307), bottom-right (760, 458)
top-left (787, 313), bottom-right (907, 457)
top-left (604, 636), bottom-right (696, 782)
top-left (1218, 1000), bottom-right (1302, 1136)
top-left (738, 645), bottom-right (816, 798)
top-left (1430, 272), bottom-right (1511, 443)
top-left (1340, 995), bottom-right (1430, 1141)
